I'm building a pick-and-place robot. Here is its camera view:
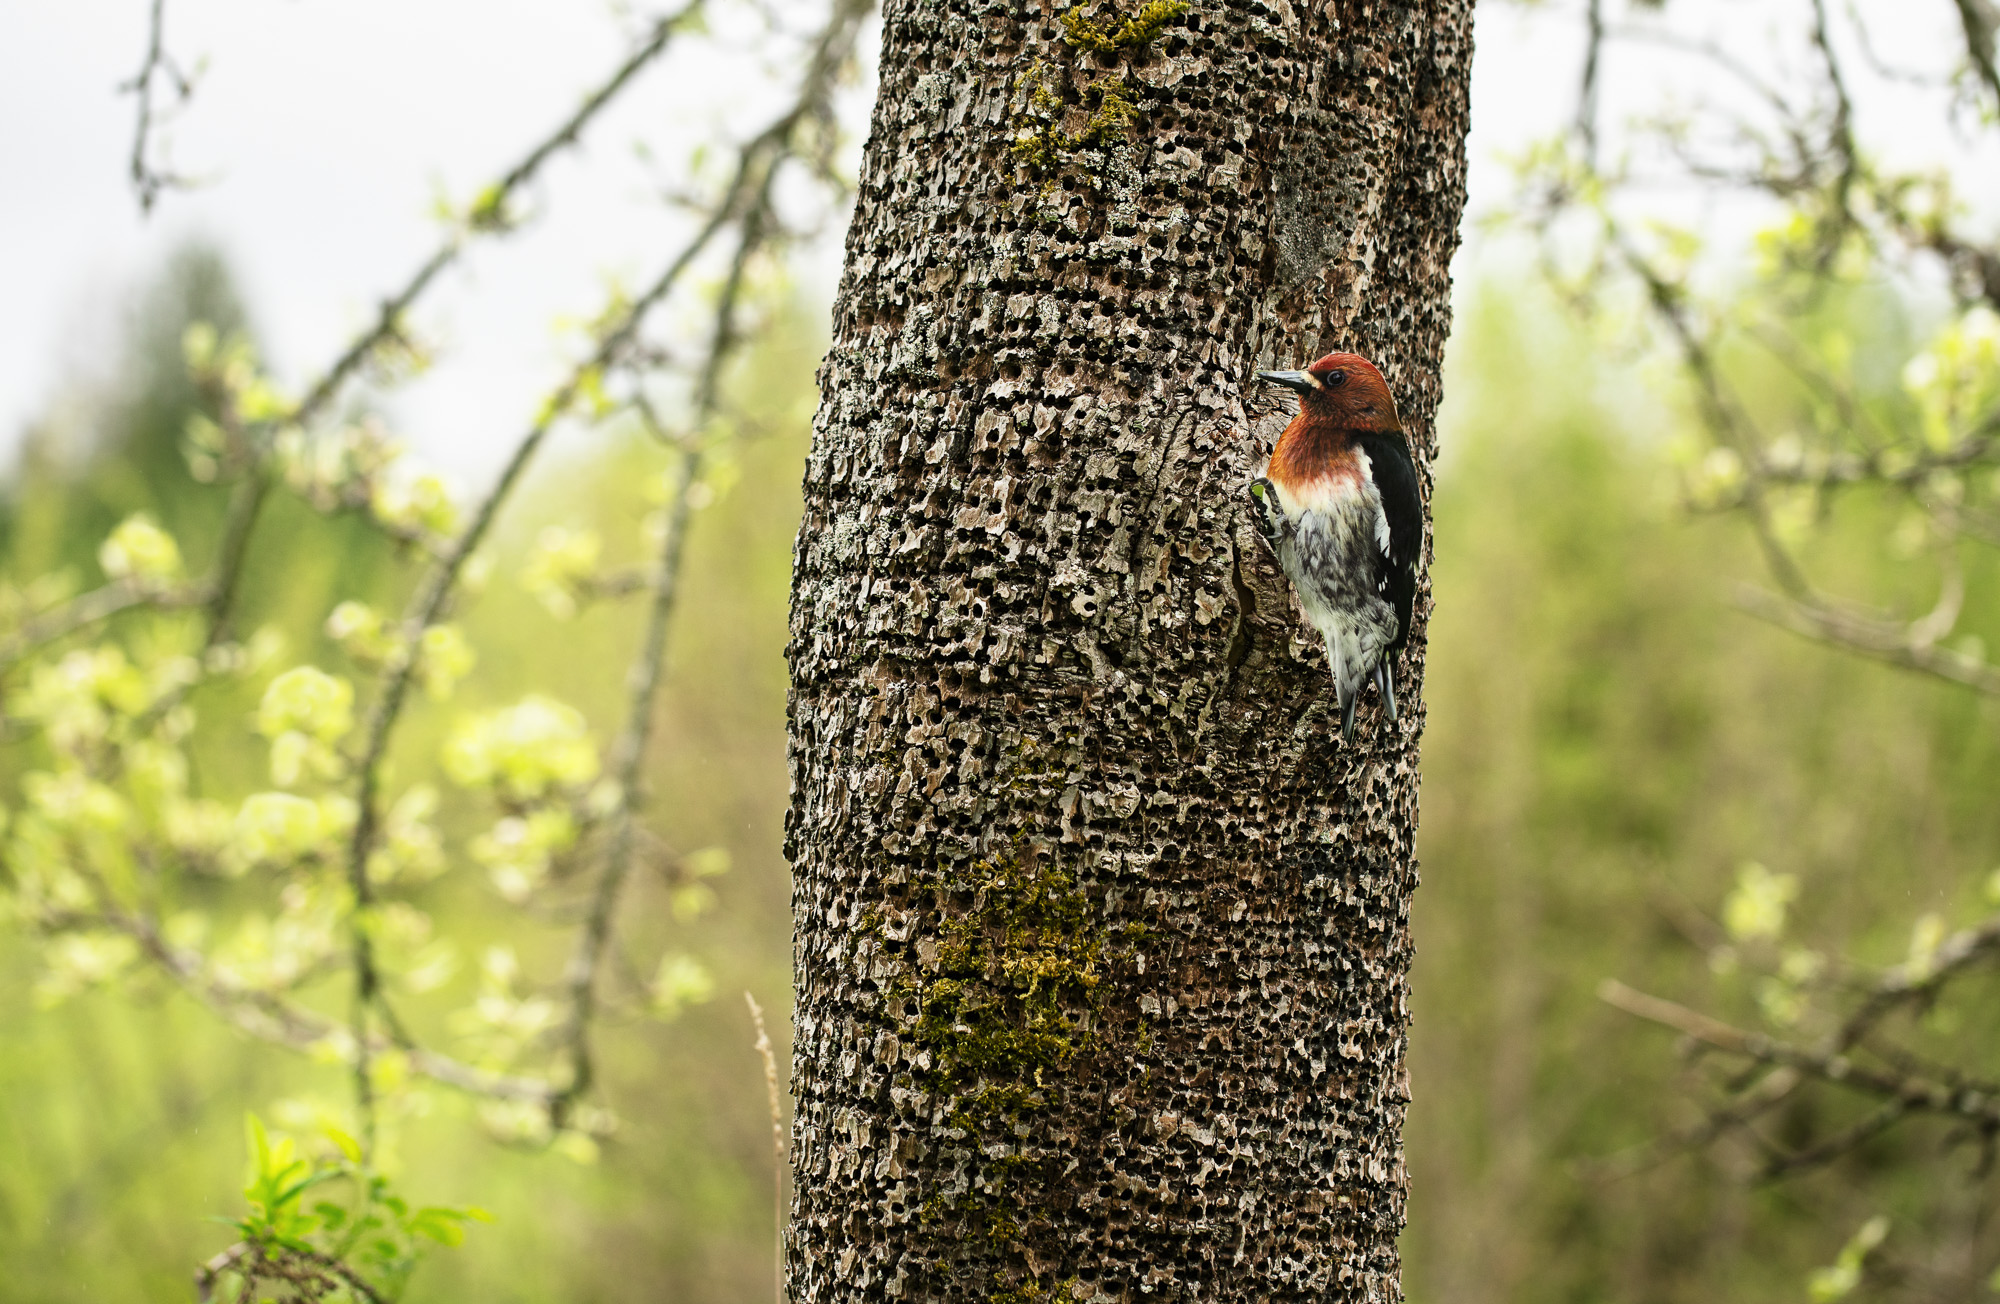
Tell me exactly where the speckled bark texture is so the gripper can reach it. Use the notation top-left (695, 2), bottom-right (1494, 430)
top-left (784, 1), bottom-right (1470, 1301)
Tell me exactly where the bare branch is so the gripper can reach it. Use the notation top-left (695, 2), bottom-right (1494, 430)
top-left (1807, 0), bottom-right (1860, 255)
top-left (196, 1240), bottom-right (388, 1304)
top-left (0, 579), bottom-right (209, 675)
top-left (42, 3), bottom-right (706, 695)
top-left (548, 443), bottom-right (700, 1126)
top-left (1601, 23), bottom-right (1800, 122)
top-left (544, 0), bottom-right (868, 1123)
top-left (1733, 584), bottom-right (2000, 694)
top-left (1611, 233), bottom-right (1821, 600)
top-left (338, 155), bottom-right (752, 1126)
top-left (286, 0), bottom-right (706, 433)
top-left (1756, 1098), bottom-right (1910, 1177)
top-left (202, 468), bottom-right (270, 649)
top-left (1911, 219), bottom-right (2000, 313)
top-left (71, 902), bottom-right (556, 1104)
top-left (1843, 1), bottom-right (1950, 87)
top-left (1577, 0), bottom-right (1605, 169)
top-left (746, 991), bottom-right (786, 1304)
top-left (1839, 910), bottom-right (2000, 1042)
top-left (1599, 979), bottom-right (2000, 1128)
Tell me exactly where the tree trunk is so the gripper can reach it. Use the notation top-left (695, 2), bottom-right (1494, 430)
top-left (785, 1), bottom-right (1470, 1300)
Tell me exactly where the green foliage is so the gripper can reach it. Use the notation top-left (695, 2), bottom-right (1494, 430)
top-left (440, 696), bottom-right (601, 802)
top-left (1402, 286), bottom-right (2000, 1304)
top-left (98, 514), bottom-right (184, 587)
top-left (1806, 1215), bottom-right (1889, 1302)
top-left (0, 251), bottom-right (822, 1302)
top-left (207, 1113), bottom-right (488, 1303)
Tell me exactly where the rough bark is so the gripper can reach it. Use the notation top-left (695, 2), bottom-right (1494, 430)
top-left (785, 1), bottom-right (1471, 1300)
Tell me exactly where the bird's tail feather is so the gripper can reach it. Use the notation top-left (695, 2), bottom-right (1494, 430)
top-left (1375, 661), bottom-right (1399, 725)
top-left (1327, 634), bottom-right (1359, 742)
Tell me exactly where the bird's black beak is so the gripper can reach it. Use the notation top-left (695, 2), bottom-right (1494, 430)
top-left (1256, 369), bottom-right (1318, 395)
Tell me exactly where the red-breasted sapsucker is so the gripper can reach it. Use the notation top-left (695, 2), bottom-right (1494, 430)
top-left (1247, 351), bottom-right (1421, 741)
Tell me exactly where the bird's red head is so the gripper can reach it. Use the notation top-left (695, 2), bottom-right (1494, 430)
top-left (1256, 351), bottom-right (1402, 434)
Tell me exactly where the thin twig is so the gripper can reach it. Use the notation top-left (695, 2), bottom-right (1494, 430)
top-left (332, 32), bottom-right (839, 1146)
top-left (122, 0), bottom-right (194, 214)
top-left (202, 468), bottom-right (270, 649)
top-left (1844, 0), bottom-right (1947, 87)
top-left (196, 1240), bottom-right (388, 1304)
top-left (1611, 232), bottom-right (1819, 600)
top-left (1838, 911), bottom-right (2000, 1043)
top-left (0, 580), bottom-right (207, 675)
top-left (511, 0), bottom-right (865, 1136)
top-left (1807, 0), bottom-right (1859, 251)
top-left (67, 901), bottom-right (554, 1102)
top-left (548, 98), bottom-right (788, 1128)
top-left (26, 4), bottom-right (704, 688)
top-left (287, 0), bottom-right (705, 433)
top-left (747, 992), bottom-right (787, 1304)
top-left (1756, 1097), bottom-right (1909, 1178)
top-left (1601, 22), bottom-right (1799, 120)
top-left (1577, 0), bottom-right (1605, 169)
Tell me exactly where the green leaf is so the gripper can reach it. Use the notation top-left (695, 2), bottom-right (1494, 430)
top-left (270, 1168), bottom-right (339, 1212)
top-left (324, 1125), bottom-right (363, 1164)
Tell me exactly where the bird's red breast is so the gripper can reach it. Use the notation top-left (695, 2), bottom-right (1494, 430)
top-left (1268, 425), bottom-right (1364, 494)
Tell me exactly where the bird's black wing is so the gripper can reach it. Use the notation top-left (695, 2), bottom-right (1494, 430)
top-left (1359, 431), bottom-right (1423, 654)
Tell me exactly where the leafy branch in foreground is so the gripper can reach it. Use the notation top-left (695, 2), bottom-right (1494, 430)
top-left (3, 0), bottom-right (868, 1293)
top-left (195, 1115), bottom-right (488, 1304)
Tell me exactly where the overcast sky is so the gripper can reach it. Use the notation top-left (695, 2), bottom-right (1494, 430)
top-left (1, 2), bottom-right (1978, 485)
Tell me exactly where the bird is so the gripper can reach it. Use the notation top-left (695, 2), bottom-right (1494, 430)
top-left (1246, 351), bottom-right (1421, 742)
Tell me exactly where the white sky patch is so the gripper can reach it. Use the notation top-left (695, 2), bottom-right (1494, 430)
top-left (0, 1), bottom-right (1988, 477)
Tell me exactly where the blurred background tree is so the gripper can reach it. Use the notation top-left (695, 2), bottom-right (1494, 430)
top-left (2, 1), bottom-right (1998, 1303)
top-left (1409, 1), bottom-right (2000, 1301)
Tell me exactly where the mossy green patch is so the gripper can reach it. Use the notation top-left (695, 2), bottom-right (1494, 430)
top-left (991, 1275), bottom-right (1081, 1304)
top-left (887, 840), bottom-right (1141, 1300)
top-left (1059, 0), bottom-right (1188, 53)
top-left (911, 850), bottom-right (1103, 1102)
top-left (1005, 0), bottom-right (1187, 200)
top-left (1009, 63), bottom-right (1135, 183)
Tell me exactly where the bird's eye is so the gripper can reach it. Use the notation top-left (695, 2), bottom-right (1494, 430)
top-left (1327, 370), bottom-right (1347, 387)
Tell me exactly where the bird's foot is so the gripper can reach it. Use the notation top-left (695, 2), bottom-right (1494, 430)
top-left (1247, 477), bottom-right (1288, 547)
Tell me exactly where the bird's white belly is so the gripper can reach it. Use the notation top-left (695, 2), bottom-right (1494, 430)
top-left (1270, 461), bottom-right (1366, 518)
top-left (1266, 469), bottom-right (1397, 699)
